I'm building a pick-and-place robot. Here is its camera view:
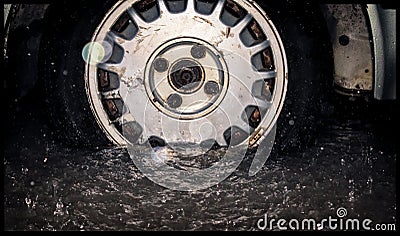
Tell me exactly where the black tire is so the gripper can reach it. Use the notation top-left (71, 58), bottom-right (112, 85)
top-left (256, 1), bottom-right (333, 154)
top-left (39, 0), bottom-right (332, 149)
top-left (39, 0), bottom-right (118, 147)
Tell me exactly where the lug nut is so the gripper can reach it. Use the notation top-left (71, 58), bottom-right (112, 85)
top-left (153, 57), bottom-right (169, 72)
top-left (191, 44), bottom-right (206, 59)
top-left (204, 81), bottom-right (220, 95)
top-left (167, 93), bottom-right (182, 108)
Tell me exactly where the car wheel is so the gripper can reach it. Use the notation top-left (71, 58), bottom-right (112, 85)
top-left (39, 0), bottom-right (331, 152)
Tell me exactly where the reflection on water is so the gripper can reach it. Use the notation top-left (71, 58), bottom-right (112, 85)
top-left (4, 98), bottom-right (396, 230)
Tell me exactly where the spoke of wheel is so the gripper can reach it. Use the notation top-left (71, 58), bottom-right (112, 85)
top-left (106, 31), bottom-right (128, 47)
top-left (207, 108), bottom-right (231, 146)
top-left (101, 89), bottom-right (121, 100)
top-left (253, 96), bottom-right (270, 110)
top-left (254, 70), bottom-right (277, 80)
top-left (124, 88), bottom-right (157, 134)
top-left (113, 111), bottom-right (132, 125)
top-left (237, 121), bottom-right (252, 134)
top-left (248, 40), bottom-right (270, 56)
top-left (127, 7), bottom-right (151, 28)
top-left (158, 0), bottom-right (169, 14)
top-left (211, 0), bottom-right (226, 18)
top-left (97, 63), bottom-right (124, 77)
top-left (142, 107), bottom-right (164, 140)
top-left (186, 0), bottom-right (195, 13)
top-left (218, 84), bottom-right (248, 131)
top-left (232, 13), bottom-right (252, 33)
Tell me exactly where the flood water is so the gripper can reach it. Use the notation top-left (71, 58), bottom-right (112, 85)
top-left (4, 94), bottom-right (397, 230)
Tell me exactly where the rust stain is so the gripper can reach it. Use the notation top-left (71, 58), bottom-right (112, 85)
top-left (242, 0), bottom-right (253, 9)
top-left (213, 37), bottom-right (224, 47)
top-left (249, 127), bottom-right (264, 147)
top-left (139, 26), bottom-right (151, 30)
top-left (221, 30), bottom-right (226, 37)
top-left (193, 16), bottom-right (214, 27)
top-left (226, 27), bottom-right (231, 38)
top-left (220, 28), bottom-right (234, 40)
top-left (334, 66), bottom-right (372, 91)
top-left (109, 66), bottom-right (126, 77)
top-left (116, 37), bottom-right (125, 45)
top-left (133, 34), bottom-right (150, 53)
top-left (250, 20), bottom-right (265, 40)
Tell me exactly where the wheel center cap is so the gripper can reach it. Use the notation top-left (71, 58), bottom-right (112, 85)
top-left (144, 37), bottom-right (229, 120)
top-left (169, 59), bottom-right (204, 94)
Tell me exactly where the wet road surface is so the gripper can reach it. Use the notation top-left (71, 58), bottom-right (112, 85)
top-left (4, 95), bottom-right (397, 230)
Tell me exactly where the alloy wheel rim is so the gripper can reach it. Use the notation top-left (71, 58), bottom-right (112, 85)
top-left (84, 0), bottom-right (288, 148)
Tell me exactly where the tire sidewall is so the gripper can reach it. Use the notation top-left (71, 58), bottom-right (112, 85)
top-left (39, 0), bottom-right (119, 147)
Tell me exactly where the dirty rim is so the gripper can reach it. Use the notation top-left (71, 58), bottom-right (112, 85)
top-left (85, 0), bottom-right (287, 148)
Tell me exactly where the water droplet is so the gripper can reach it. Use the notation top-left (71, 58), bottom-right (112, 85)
top-left (348, 190), bottom-right (355, 202)
top-left (63, 70), bottom-right (68, 76)
top-left (54, 199), bottom-right (65, 216)
top-left (25, 197), bottom-right (32, 206)
top-left (21, 167), bottom-right (29, 174)
top-left (161, 196), bottom-right (167, 203)
top-left (367, 176), bottom-right (373, 185)
top-left (56, 201), bottom-right (63, 209)
top-left (30, 181), bottom-right (35, 186)
top-left (289, 120), bottom-right (295, 125)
